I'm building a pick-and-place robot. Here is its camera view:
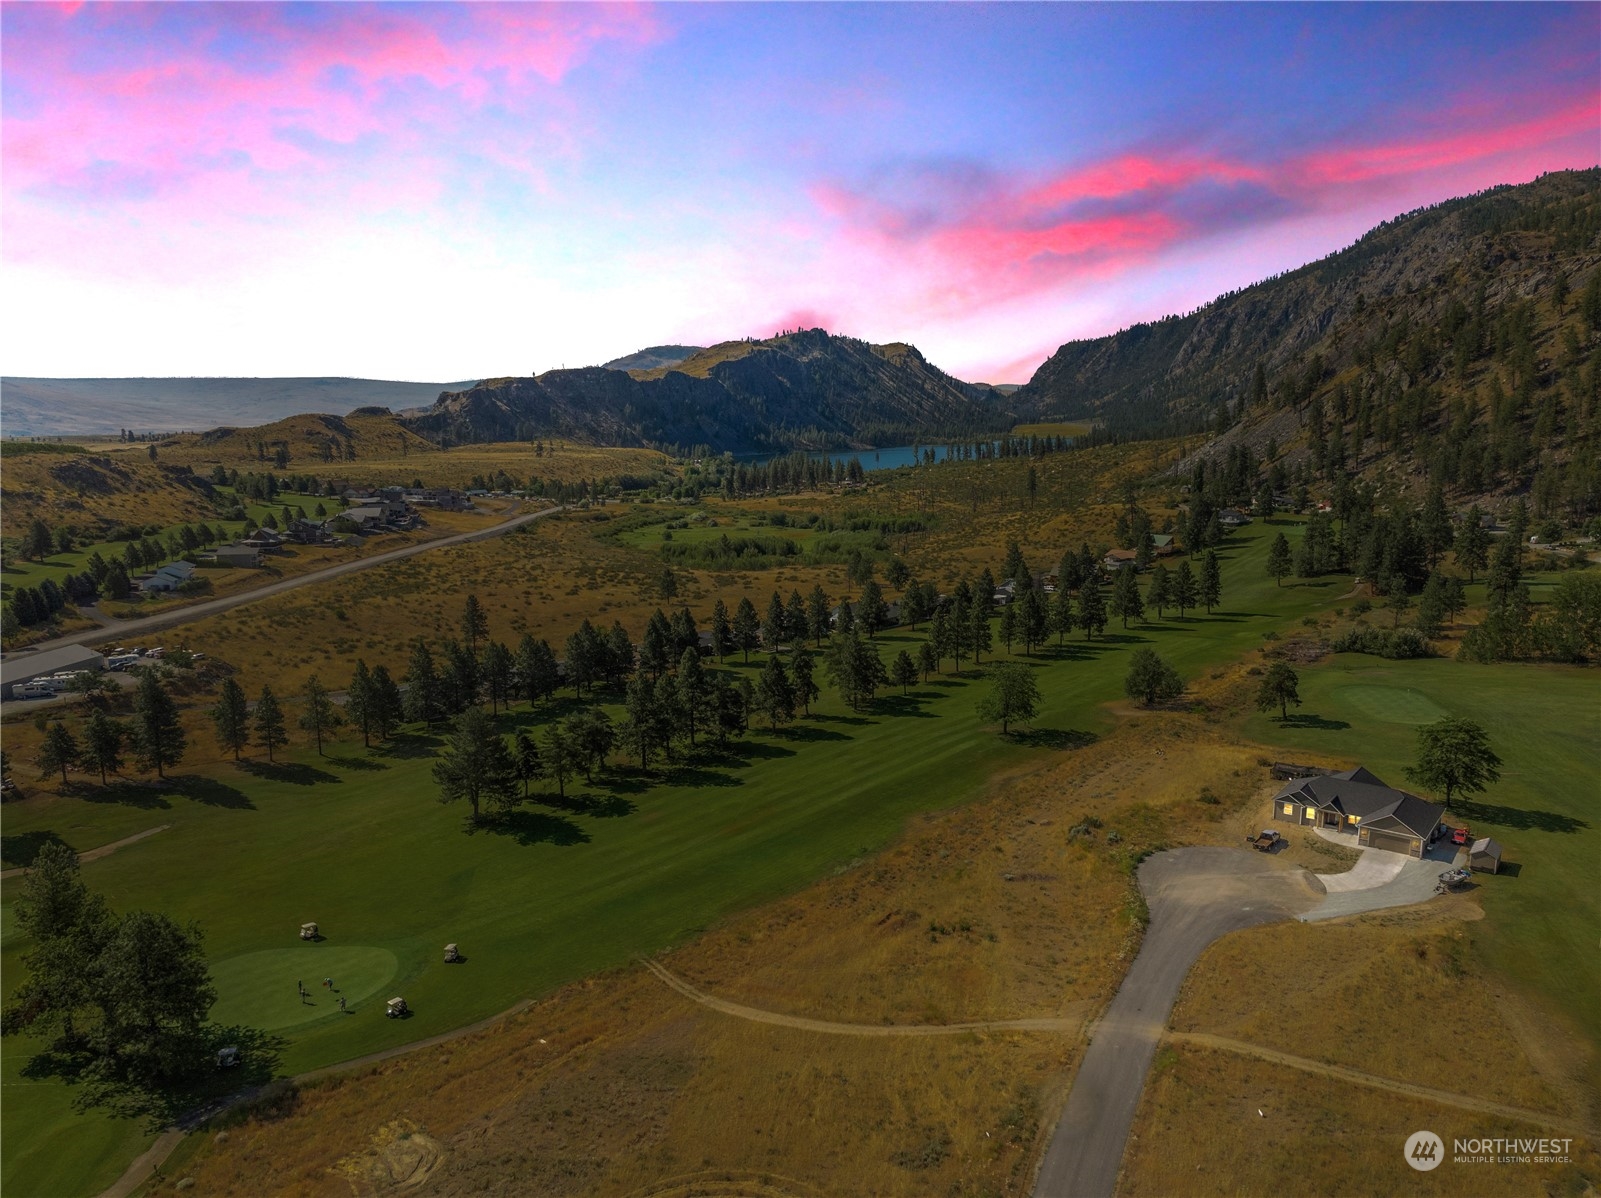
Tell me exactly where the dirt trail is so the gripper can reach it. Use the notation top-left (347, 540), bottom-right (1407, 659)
top-left (1168, 1031), bottom-right (1596, 1137)
top-left (644, 959), bottom-right (1089, 1037)
top-left (1, 824), bottom-right (170, 880)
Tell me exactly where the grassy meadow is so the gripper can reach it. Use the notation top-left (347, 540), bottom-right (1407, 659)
top-left (1, 518), bottom-right (1347, 1196)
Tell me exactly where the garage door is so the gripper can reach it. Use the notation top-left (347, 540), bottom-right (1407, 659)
top-left (1365, 829), bottom-right (1415, 856)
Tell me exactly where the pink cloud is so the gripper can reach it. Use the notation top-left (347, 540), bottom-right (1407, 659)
top-left (808, 83), bottom-right (1598, 327)
top-left (2, 2), bottom-right (660, 256)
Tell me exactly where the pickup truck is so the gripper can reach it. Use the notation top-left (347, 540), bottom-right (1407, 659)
top-left (1246, 829), bottom-right (1283, 851)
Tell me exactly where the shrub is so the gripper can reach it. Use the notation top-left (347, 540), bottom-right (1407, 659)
top-left (1331, 626), bottom-right (1433, 659)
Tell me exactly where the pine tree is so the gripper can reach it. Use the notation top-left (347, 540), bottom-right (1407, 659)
top-left (1266, 532), bottom-right (1293, 586)
top-left (253, 687), bottom-right (288, 762)
top-left (677, 647), bottom-right (707, 746)
top-left (763, 591), bottom-right (789, 651)
top-left (346, 660), bottom-right (376, 748)
top-left (732, 597), bottom-right (761, 663)
top-left (37, 722), bottom-right (80, 786)
top-left (890, 649), bottom-right (918, 694)
top-left (130, 672), bottom-right (186, 778)
top-left (1255, 661), bottom-right (1302, 720)
top-left (1200, 550), bottom-right (1223, 613)
top-left (80, 710), bottom-right (126, 784)
top-left (970, 599), bottom-right (993, 663)
top-left (433, 706), bottom-right (517, 824)
top-left (481, 641), bottom-right (514, 714)
top-left (998, 601), bottom-right (1017, 651)
top-left (806, 585), bottom-right (830, 646)
top-left (976, 661), bottom-right (1041, 734)
top-left (917, 639), bottom-right (939, 681)
top-left (791, 646), bottom-right (819, 714)
top-left (710, 599), bottom-right (733, 661)
top-left (1077, 579), bottom-right (1107, 639)
top-left (405, 641), bottom-right (443, 725)
top-left (1173, 561), bottom-right (1200, 619)
top-left (370, 666), bottom-right (403, 741)
top-left (545, 722), bottom-right (575, 797)
top-left (1052, 584), bottom-right (1075, 646)
top-left (1457, 506), bottom-right (1490, 582)
top-left (460, 594), bottom-right (489, 655)
top-left (299, 675), bottom-right (343, 755)
top-left (1111, 565), bottom-right (1144, 628)
top-left (756, 653), bottom-right (795, 729)
top-left (210, 677), bottom-right (251, 759)
top-left (514, 730), bottom-right (543, 798)
top-left (1018, 586), bottom-right (1049, 654)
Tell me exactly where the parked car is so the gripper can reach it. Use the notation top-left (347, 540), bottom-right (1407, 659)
top-left (1451, 826), bottom-right (1471, 846)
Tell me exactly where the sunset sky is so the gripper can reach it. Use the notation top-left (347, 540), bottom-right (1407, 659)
top-left (3, 2), bottom-right (1596, 383)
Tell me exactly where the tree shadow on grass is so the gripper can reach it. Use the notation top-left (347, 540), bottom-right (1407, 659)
top-left (662, 763), bottom-right (745, 788)
top-left (1097, 632), bottom-right (1155, 645)
top-left (872, 694), bottom-right (937, 718)
top-left (781, 724), bottom-right (850, 743)
top-left (2, 829), bottom-right (71, 868)
top-left (83, 782), bottom-right (172, 810)
top-left (479, 810), bottom-right (590, 846)
top-left (1008, 728), bottom-right (1098, 751)
top-left (543, 791), bottom-right (636, 818)
top-left (174, 775), bottom-right (255, 809)
top-left (723, 740), bottom-right (796, 762)
top-left (372, 733), bottom-right (441, 760)
top-left (19, 1023), bottom-right (285, 1130)
top-left (325, 754), bottom-right (388, 772)
top-left (1278, 713), bottom-right (1352, 731)
top-left (1451, 798), bottom-right (1588, 836)
top-left (237, 760), bottom-right (342, 786)
top-left (810, 712), bottom-right (875, 726)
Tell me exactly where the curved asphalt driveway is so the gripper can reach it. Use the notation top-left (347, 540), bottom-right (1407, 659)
top-left (4, 504), bottom-right (559, 658)
top-left (1033, 847), bottom-right (1322, 1198)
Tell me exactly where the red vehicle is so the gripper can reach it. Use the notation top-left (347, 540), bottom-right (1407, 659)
top-left (1450, 826), bottom-right (1471, 846)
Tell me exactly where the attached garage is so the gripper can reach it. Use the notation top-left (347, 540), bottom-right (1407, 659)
top-left (1360, 827), bottom-right (1421, 857)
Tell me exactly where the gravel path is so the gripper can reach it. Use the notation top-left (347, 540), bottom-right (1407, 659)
top-left (1032, 847), bottom-right (1322, 1198)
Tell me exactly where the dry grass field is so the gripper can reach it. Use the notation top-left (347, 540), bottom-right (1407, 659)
top-left (0, 444), bottom-right (220, 538)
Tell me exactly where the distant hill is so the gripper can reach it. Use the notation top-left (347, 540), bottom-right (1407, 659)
top-left (408, 328), bottom-right (1014, 452)
top-left (158, 410), bottom-right (438, 469)
top-left (602, 345), bottom-right (704, 372)
top-left (0, 377), bottom-right (480, 437)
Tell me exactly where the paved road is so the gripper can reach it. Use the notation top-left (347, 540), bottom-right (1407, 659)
top-left (1032, 847), bottom-right (1322, 1198)
top-left (4, 504), bottom-right (559, 659)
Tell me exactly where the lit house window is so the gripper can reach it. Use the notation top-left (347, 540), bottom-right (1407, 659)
top-left (1304, 806), bottom-right (1316, 820)
top-left (1282, 803), bottom-right (1293, 815)
top-left (1347, 814), bottom-right (1359, 824)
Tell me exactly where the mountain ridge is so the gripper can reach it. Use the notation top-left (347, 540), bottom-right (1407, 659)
top-left (406, 328), bottom-right (1014, 453)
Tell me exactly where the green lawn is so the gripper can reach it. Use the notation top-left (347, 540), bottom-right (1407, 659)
top-left (0, 519), bottom-right (1410, 1195)
top-left (1238, 656), bottom-right (1599, 1043)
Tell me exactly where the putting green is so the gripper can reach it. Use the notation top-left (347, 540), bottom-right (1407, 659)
top-left (1331, 684), bottom-right (1450, 726)
top-left (209, 946), bottom-right (399, 1031)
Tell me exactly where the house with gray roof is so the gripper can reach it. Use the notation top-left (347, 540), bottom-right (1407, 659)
top-left (1270, 766), bottom-right (1444, 857)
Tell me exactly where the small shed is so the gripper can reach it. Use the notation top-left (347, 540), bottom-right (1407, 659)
top-left (1469, 837), bottom-right (1503, 874)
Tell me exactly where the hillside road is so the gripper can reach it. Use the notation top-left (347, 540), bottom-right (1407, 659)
top-left (4, 503), bottom-right (560, 659)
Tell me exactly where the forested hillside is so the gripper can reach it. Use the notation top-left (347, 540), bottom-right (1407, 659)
top-left (1020, 169), bottom-right (1601, 518)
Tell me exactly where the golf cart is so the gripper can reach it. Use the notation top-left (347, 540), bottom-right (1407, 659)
top-left (216, 1045), bottom-right (241, 1069)
top-left (386, 996), bottom-right (409, 1019)
top-left (444, 943), bottom-right (460, 963)
top-left (300, 921), bottom-right (319, 941)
